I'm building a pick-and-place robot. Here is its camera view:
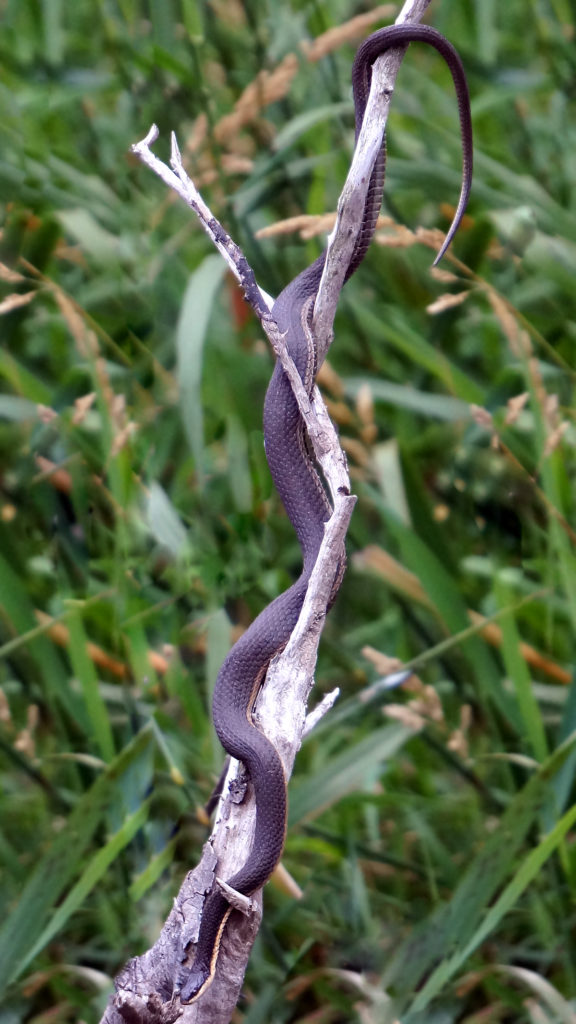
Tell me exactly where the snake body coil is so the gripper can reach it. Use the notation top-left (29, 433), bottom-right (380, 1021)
top-left (180, 24), bottom-right (473, 1003)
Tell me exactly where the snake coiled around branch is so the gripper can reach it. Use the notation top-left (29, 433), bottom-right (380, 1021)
top-left (180, 22), bottom-right (473, 1003)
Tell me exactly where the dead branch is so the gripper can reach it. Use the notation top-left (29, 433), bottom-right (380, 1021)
top-left (101, 1), bottom-right (429, 1021)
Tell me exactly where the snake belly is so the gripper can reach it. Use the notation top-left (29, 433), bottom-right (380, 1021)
top-left (179, 23), bottom-right (473, 1004)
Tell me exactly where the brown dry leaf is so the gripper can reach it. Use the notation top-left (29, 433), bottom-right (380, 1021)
top-left (206, 5), bottom-right (395, 163)
top-left (92, 357), bottom-right (114, 424)
top-left (72, 392), bottom-right (97, 425)
top-left (362, 646), bottom-right (405, 676)
top-left (527, 356), bottom-right (548, 415)
top-left (426, 290), bottom-right (470, 315)
top-left (185, 113), bottom-right (208, 156)
top-left (355, 383), bottom-right (378, 444)
top-left (110, 391), bottom-right (127, 429)
top-left (411, 685), bottom-right (444, 724)
top-left (0, 290), bottom-right (37, 314)
top-left (256, 213), bottom-right (337, 240)
top-left (148, 649), bottom-right (171, 674)
top-left (355, 547), bottom-right (428, 607)
top-left (448, 703), bottom-right (473, 758)
top-left (14, 705), bottom-right (39, 759)
top-left (447, 729), bottom-right (467, 758)
top-left (543, 392), bottom-right (559, 433)
top-left (460, 704), bottom-right (473, 732)
top-left (14, 729), bottom-right (35, 758)
top-left (356, 382), bottom-right (374, 428)
top-left (0, 262), bottom-right (26, 283)
top-left (340, 436), bottom-right (370, 466)
top-left (430, 266), bottom-right (460, 284)
top-left (35, 610), bottom-right (128, 679)
top-left (214, 53), bottom-right (300, 146)
top-left (299, 213), bottom-right (343, 239)
top-left (0, 688), bottom-right (11, 725)
top-left (384, 704), bottom-right (425, 731)
top-left (220, 154), bottom-right (254, 176)
top-left (110, 421), bottom-right (137, 457)
top-left (505, 392), bottom-right (529, 425)
top-left (415, 226), bottom-right (447, 252)
top-left (324, 398), bottom-right (353, 426)
top-left (361, 423), bottom-right (378, 445)
top-left (487, 290), bottom-right (532, 358)
top-left (53, 242), bottom-right (86, 266)
top-left (544, 421), bottom-right (569, 457)
top-left (271, 861), bottom-right (303, 900)
top-left (194, 153), bottom-right (254, 186)
top-left (258, 211), bottom-right (392, 242)
top-left (53, 288), bottom-right (99, 359)
top-left (468, 609), bottom-right (571, 685)
top-left (433, 503), bottom-right (450, 523)
top-left (470, 404), bottom-right (493, 429)
top-left (376, 223), bottom-right (417, 249)
top-left (34, 610), bottom-right (170, 680)
top-left (455, 969), bottom-right (489, 1000)
top-left (37, 405), bottom-right (58, 424)
top-left (301, 4), bottom-right (397, 62)
top-left (355, 545), bottom-right (572, 685)
top-left (34, 456), bottom-right (73, 494)
top-left (256, 214), bottom-right (319, 239)
top-left (317, 359), bottom-right (344, 398)
top-left (372, 213), bottom-right (395, 229)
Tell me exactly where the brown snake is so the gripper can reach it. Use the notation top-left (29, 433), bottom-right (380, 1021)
top-left (179, 22), bottom-right (473, 1003)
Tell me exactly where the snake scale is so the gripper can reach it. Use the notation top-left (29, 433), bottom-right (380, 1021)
top-left (180, 23), bottom-right (473, 1003)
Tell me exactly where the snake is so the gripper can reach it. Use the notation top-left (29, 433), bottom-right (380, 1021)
top-left (179, 23), bottom-right (473, 1003)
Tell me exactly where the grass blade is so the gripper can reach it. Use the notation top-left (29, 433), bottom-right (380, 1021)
top-left (0, 726), bottom-right (153, 995)
top-left (22, 798), bottom-right (152, 974)
top-left (176, 254), bottom-right (228, 488)
top-left (387, 732), bottom-right (576, 1013)
top-left (289, 724), bottom-right (414, 825)
top-left (406, 796), bottom-right (576, 1018)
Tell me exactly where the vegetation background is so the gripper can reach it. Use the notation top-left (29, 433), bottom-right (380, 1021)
top-left (1, 0), bottom-right (576, 1021)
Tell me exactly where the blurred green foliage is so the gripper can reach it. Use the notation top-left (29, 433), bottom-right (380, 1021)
top-left (1, 1), bottom-right (576, 1022)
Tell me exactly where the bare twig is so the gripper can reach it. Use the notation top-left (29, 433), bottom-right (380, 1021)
top-left (103, 2), bottom-right (428, 1022)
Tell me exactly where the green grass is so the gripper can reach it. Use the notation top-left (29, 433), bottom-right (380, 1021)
top-left (1, 2), bottom-right (576, 1022)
